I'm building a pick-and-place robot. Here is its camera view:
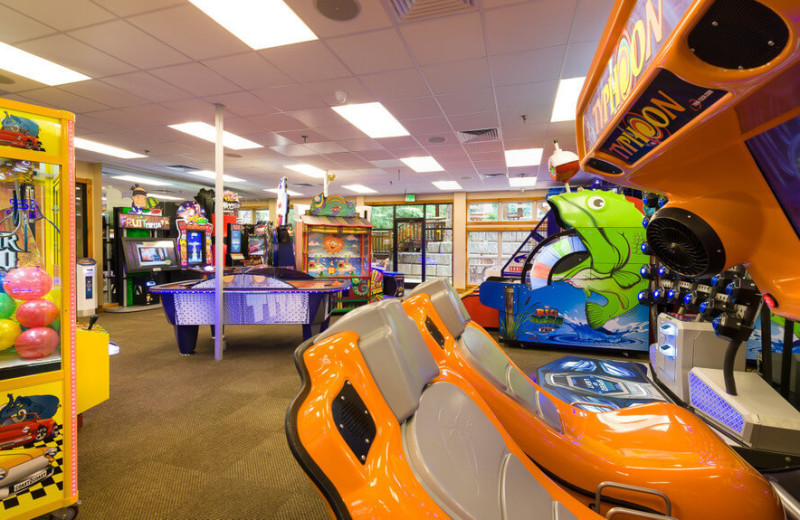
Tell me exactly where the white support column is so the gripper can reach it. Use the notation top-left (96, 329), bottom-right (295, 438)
top-left (214, 104), bottom-right (225, 361)
top-left (452, 192), bottom-right (467, 289)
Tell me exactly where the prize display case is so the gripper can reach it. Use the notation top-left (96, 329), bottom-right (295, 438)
top-left (0, 99), bottom-right (78, 519)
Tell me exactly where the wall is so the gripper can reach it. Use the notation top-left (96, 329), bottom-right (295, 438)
top-left (76, 161), bottom-right (103, 311)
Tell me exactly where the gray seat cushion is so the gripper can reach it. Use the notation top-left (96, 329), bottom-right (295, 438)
top-left (406, 278), bottom-right (470, 337)
top-left (458, 326), bottom-right (510, 390)
top-left (404, 381), bottom-right (558, 519)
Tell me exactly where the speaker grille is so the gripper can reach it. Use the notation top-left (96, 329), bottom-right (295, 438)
top-left (645, 208), bottom-right (725, 277)
top-left (585, 158), bottom-right (622, 175)
top-left (331, 380), bottom-right (375, 464)
top-left (688, 0), bottom-right (788, 70)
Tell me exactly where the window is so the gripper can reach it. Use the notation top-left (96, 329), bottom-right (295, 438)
top-left (467, 230), bottom-right (533, 285)
top-left (254, 208), bottom-right (269, 223)
top-left (238, 209), bottom-right (254, 224)
top-left (469, 202), bottom-right (498, 222)
top-left (504, 201), bottom-right (533, 221)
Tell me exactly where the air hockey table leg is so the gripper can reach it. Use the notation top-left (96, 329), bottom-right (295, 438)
top-left (174, 325), bottom-right (199, 355)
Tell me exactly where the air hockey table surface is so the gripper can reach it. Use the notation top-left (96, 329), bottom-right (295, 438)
top-left (150, 268), bottom-right (349, 355)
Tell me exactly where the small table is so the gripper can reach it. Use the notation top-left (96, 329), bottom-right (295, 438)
top-left (150, 269), bottom-right (350, 355)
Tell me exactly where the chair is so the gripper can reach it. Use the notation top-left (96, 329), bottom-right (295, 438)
top-left (403, 279), bottom-right (783, 520)
top-left (286, 298), bottom-right (604, 519)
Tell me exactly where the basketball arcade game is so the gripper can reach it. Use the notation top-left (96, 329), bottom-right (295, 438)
top-left (0, 99), bottom-right (78, 519)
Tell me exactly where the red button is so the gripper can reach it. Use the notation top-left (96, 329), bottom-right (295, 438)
top-left (763, 294), bottom-right (777, 309)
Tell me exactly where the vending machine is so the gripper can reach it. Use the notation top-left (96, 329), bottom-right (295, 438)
top-left (0, 99), bottom-right (78, 519)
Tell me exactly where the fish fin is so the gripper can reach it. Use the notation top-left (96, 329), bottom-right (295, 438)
top-left (611, 269), bottom-right (639, 288)
top-left (585, 302), bottom-right (608, 329)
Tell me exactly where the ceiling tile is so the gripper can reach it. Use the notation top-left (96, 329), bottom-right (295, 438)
top-left (129, 4), bottom-right (251, 60)
top-left (485, 0), bottom-right (577, 55)
top-left (463, 141), bottom-right (504, 154)
top-left (500, 124), bottom-right (548, 142)
top-left (494, 81), bottom-right (558, 110)
top-left (315, 125), bottom-right (372, 141)
top-left (379, 136), bottom-right (421, 150)
top-left (400, 13), bottom-right (485, 66)
top-left (437, 89), bottom-right (495, 115)
top-left (261, 41), bottom-right (349, 82)
top-left (499, 108), bottom-right (551, 127)
top-left (288, 108), bottom-right (347, 129)
top-left (422, 58), bottom-right (491, 94)
top-left (21, 87), bottom-right (110, 113)
top-left (236, 131), bottom-right (295, 148)
top-left (305, 141), bottom-right (349, 154)
top-left (383, 97), bottom-right (442, 120)
top-left (354, 149), bottom-right (393, 161)
top-left (201, 52), bottom-right (293, 91)
top-left (284, 0), bottom-right (393, 39)
top-left (70, 20), bottom-right (190, 69)
top-left (490, 46), bottom-right (565, 86)
top-left (150, 63), bottom-right (241, 97)
top-left (416, 132), bottom-right (459, 147)
top-left (571, 0), bottom-right (615, 43)
top-left (403, 117), bottom-right (452, 135)
top-left (247, 112), bottom-right (307, 132)
top-left (90, 0), bottom-right (183, 17)
top-left (338, 139), bottom-right (384, 152)
top-left (74, 113), bottom-right (120, 134)
top-left (0, 71), bottom-right (55, 94)
top-left (359, 68), bottom-right (430, 101)
top-left (201, 91), bottom-right (276, 117)
top-left (370, 159), bottom-right (405, 168)
top-left (446, 111), bottom-right (499, 131)
top-left (562, 41), bottom-right (599, 78)
top-left (304, 76), bottom-right (374, 106)
top-left (252, 84), bottom-right (326, 112)
top-left (101, 72), bottom-right (190, 103)
top-left (4, 0), bottom-right (115, 31)
top-left (275, 129), bottom-right (329, 145)
top-left (270, 144), bottom-right (315, 157)
top-left (17, 34), bottom-right (137, 78)
top-left (0, 4), bottom-right (56, 43)
top-left (328, 29), bottom-right (414, 75)
top-left (60, 81), bottom-right (149, 108)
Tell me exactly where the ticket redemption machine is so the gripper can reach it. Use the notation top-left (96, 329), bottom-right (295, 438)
top-left (0, 99), bottom-right (79, 519)
top-left (577, 0), bottom-right (800, 459)
top-left (176, 219), bottom-right (213, 272)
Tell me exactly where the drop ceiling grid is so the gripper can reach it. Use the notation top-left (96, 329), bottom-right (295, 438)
top-left (0, 0), bottom-right (613, 196)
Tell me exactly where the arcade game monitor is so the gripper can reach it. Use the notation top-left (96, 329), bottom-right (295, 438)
top-left (176, 220), bottom-right (213, 271)
top-left (121, 237), bottom-right (179, 273)
top-left (576, 0), bottom-right (800, 322)
top-left (226, 223), bottom-right (247, 266)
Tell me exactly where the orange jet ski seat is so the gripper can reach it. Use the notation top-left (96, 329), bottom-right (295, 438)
top-left (286, 298), bottom-right (605, 520)
top-left (403, 279), bottom-right (784, 520)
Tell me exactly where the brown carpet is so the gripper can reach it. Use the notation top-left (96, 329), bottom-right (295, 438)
top-left (77, 309), bottom-right (645, 519)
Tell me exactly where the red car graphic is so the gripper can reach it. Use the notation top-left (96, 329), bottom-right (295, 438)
top-left (0, 413), bottom-right (58, 450)
top-left (0, 129), bottom-right (44, 151)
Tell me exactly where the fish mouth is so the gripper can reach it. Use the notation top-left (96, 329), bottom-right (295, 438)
top-left (547, 197), bottom-right (570, 230)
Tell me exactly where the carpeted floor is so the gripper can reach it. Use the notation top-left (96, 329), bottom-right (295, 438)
top-left (77, 308), bottom-right (645, 519)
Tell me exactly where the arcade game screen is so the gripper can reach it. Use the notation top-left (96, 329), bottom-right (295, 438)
top-left (186, 230), bottom-right (203, 265)
top-left (137, 245), bottom-right (170, 266)
top-left (230, 228), bottom-right (242, 254)
top-left (248, 235), bottom-right (265, 256)
top-left (745, 113), bottom-right (800, 239)
top-left (306, 231), bottom-right (365, 278)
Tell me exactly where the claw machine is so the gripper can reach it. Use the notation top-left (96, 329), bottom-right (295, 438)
top-left (0, 99), bottom-right (78, 519)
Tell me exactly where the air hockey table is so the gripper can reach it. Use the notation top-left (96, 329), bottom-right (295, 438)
top-left (150, 268), bottom-right (349, 355)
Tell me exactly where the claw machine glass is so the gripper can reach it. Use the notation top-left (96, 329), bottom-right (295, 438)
top-left (0, 99), bottom-right (77, 519)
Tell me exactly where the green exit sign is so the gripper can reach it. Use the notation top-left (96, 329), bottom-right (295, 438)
top-left (405, 193), bottom-right (415, 202)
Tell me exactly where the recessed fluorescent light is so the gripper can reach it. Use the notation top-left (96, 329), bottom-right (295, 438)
top-left (505, 148), bottom-right (543, 167)
top-left (551, 77), bottom-right (586, 122)
top-left (343, 184), bottom-right (377, 194)
top-left (111, 175), bottom-right (173, 187)
top-left (74, 137), bottom-right (146, 159)
top-left (400, 156), bottom-right (444, 173)
top-left (286, 164), bottom-right (326, 178)
top-left (150, 193), bottom-right (184, 201)
top-left (189, 170), bottom-right (246, 183)
top-left (188, 0), bottom-right (317, 50)
top-left (509, 177), bottom-right (538, 187)
top-left (169, 122), bottom-right (262, 150)
top-left (264, 188), bottom-right (302, 196)
top-left (0, 41), bottom-right (89, 86)
top-left (432, 180), bottom-right (462, 190)
top-left (332, 102), bottom-right (409, 138)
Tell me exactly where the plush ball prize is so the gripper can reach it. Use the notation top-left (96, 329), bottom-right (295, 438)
top-left (15, 299), bottom-right (58, 328)
top-left (14, 327), bottom-right (59, 359)
top-left (0, 319), bottom-right (21, 351)
top-left (3, 267), bottom-right (52, 301)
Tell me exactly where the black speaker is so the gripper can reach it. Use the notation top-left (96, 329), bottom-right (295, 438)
top-left (688, 0), bottom-right (788, 70)
top-left (585, 158), bottom-right (622, 175)
top-left (645, 207), bottom-right (726, 277)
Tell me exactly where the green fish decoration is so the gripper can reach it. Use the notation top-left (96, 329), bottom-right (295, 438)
top-left (548, 189), bottom-right (649, 329)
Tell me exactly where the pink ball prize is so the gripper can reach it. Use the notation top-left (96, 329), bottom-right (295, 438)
top-left (15, 299), bottom-right (58, 328)
top-left (14, 327), bottom-right (59, 359)
top-left (3, 267), bottom-right (52, 301)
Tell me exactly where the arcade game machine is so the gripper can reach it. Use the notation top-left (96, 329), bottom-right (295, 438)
top-left (273, 177), bottom-right (294, 269)
top-left (577, 0), bottom-right (800, 476)
top-left (245, 221), bottom-right (269, 266)
top-left (225, 222), bottom-right (247, 267)
top-left (0, 99), bottom-right (79, 519)
top-left (175, 201), bottom-right (213, 274)
top-left (299, 192), bottom-right (373, 313)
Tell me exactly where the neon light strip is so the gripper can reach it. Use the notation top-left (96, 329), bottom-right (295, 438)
top-left (67, 118), bottom-right (78, 498)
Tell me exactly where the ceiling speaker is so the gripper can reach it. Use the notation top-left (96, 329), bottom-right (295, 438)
top-left (315, 0), bottom-right (361, 21)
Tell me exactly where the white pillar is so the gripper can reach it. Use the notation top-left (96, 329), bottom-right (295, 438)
top-left (214, 104), bottom-right (225, 361)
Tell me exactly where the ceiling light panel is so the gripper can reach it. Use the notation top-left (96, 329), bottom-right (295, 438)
top-left (286, 164), bottom-right (326, 178)
top-left (508, 176), bottom-right (537, 187)
top-left (149, 193), bottom-right (184, 201)
top-left (112, 175), bottom-right (173, 186)
top-left (75, 138), bottom-right (146, 159)
top-left (400, 156), bottom-right (444, 172)
top-left (264, 188), bottom-right (303, 196)
top-left (343, 184), bottom-right (377, 194)
top-left (0, 42), bottom-right (89, 86)
top-left (189, 170), bottom-right (247, 183)
top-left (505, 148), bottom-right (543, 167)
top-left (169, 122), bottom-right (262, 150)
top-left (551, 77), bottom-right (585, 122)
top-left (188, 0), bottom-right (317, 50)
top-left (432, 180), bottom-right (462, 190)
top-left (332, 102), bottom-right (410, 138)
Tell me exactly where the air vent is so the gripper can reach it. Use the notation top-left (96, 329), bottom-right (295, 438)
top-left (646, 207), bottom-right (726, 277)
top-left (481, 172), bottom-right (507, 179)
top-left (292, 182), bottom-right (314, 187)
top-left (166, 164), bottom-right (200, 171)
top-left (388, 0), bottom-right (475, 22)
top-left (457, 128), bottom-right (499, 144)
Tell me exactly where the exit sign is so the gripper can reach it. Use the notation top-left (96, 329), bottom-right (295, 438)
top-left (405, 194), bottom-right (415, 202)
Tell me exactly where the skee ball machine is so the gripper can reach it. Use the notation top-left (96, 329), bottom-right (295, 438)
top-left (0, 99), bottom-right (78, 519)
top-left (577, 0), bottom-right (800, 459)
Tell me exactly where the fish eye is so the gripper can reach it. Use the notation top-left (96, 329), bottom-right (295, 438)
top-left (587, 196), bottom-right (605, 210)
